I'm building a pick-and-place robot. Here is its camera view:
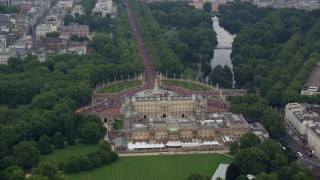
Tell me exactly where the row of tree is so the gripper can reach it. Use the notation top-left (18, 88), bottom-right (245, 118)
top-left (62, 149), bottom-right (118, 173)
top-left (130, 1), bottom-right (217, 76)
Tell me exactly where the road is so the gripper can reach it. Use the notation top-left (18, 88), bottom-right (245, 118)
top-left (284, 130), bottom-right (320, 173)
top-left (118, 150), bottom-right (231, 157)
top-left (125, 0), bottom-right (156, 88)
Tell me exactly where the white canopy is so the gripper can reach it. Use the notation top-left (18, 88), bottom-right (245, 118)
top-left (127, 142), bottom-right (165, 150)
top-left (165, 141), bottom-right (183, 147)
top-left (203, 141), bottom-right (220, 146)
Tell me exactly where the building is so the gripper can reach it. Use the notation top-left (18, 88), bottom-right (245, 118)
top-left (250, 122), bottom-right (269, 139)
top-left (57, 0), bottom-right (74, 9)
top-left (93, 0), bottom-right (113, 16)
top-left (36, 23), bottom-right (57, 39)
top-left (72, 5), bottom-right (85, 18)
top-left (37, 53), bottom-right (46, 62)
top-left (60, 23), bottom-right (89, 39)
top-left (120, 80), bottom-right (251, 150)
top-left (114, 137), bottom-right (128, 152)
top-left (0, 47), bottom-right (16, 64)
top-left (122, 80), bottom-right (207, 119)
top-left (285, 103), bottom-right (320, 140)
top-left (0, 35), bottom-right (7, 51)
top-left (307, 123), bottom-right (320, 158)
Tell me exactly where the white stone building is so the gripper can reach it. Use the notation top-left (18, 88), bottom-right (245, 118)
top-left (57, 0), bottom-right (74, 9)
top-left (285, 103), bottom-right (320, 140)
top-left (307, 123), bottom-right (320, 159)
top-left (72, 5), bottom-right (85, 18)
top-left (0, 35), bottom-right (7, 51)
top-left (36, 23), bottom-right (58, 39)
top-left (0, 47), bottom-right (16, 64)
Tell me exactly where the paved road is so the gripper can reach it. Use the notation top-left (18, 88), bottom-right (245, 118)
top-left (125, 0), bottom-right (156, 88)
top-left (284, 132), bottom-right (320, 172)
top-left (118, 150), bottom-right (231, 157)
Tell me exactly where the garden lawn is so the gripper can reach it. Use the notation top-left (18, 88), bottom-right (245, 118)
top-left (63, 153), bottom-right (232, 180)
top-left (163, 80), bottom-right (212, 91)
top-left (40, 143), bottom-right (100, 164)
top-left (97, 80), bottom-right (142, 93)
top-left (113, 120), bottom-right (124, 130)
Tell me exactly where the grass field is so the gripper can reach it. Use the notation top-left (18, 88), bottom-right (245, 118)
top-left (63, 154), bottom-right (232, 180)
top-left (97, 80), bottom-right (142, 93)
top-left (40, 143), bottom-right (100, 164)
top-left (113, 120), bottom-right (124, 130)
top-left (163, 80), bottom-right (212, 91)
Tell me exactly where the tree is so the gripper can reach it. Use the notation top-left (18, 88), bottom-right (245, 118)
top-left (0, 156), bottom-right (20, 170)
top-left (13, 141), bottom-right (39, 169)
top-left (90, 155), bottom-right (102, 168)
top-left (255, 172), bottom-right (279, 180)
top-left (292, 172), bottom-right (311, 180)
top-left (65, 118), bottom-right (76, 145)
top-left (28, 174), bottom-right (49, 180)
top-left (203, 2), bottom-right (212, 13)
top-left (45, 32), bottom-right (60, 38)
top-left (37, 135), bottom-right (53, 154)
top-left (2, 165), bottom-right (24, 180)
top-left (78, 122), bottom-right (104, 144)
top-left (186, 173), bottom-right (210, 180)
top-left (109, 151), bottom-right (119, 162)
top-left (53, 132), bottom-right (65, 149)
top-left (98, 151), bottom-right (111, 164)
top-left (0, 138), bottom-right (9, 159)
top-left (226, 163), bottom-right (241, 180)
top-left (240, 133), bottom-right (261, 149)
top-left (64, 157), bottom-right (80, 173)
top-left (234, 147), bottom-right (270, 175)
top-left (270, 154), bottom-right (288, 172)
top-left (99, 140), bottom-right (111, 151)
top-left (78, 156), bottom-right (94, 171)
top-left (39, 162), bottom-right (58, 179)
top-left (229, 142), bottom-right (239, 155)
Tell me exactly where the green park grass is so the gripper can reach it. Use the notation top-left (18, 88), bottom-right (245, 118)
top-left (97, 80), bottom-right (142, 93)
top-left (40, 143), bottom-right (100, 164)
top-left (63, 153), bottom-right (232, 180)
top-left (113, 120), bottom-right (124, 130)
top-left (95, 98), bottom-right (105, 103)
top-left (163, 80), bottom-right (212, 91)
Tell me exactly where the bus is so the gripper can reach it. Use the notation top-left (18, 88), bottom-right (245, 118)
top-left (297, 152), bottom-right (303, 158)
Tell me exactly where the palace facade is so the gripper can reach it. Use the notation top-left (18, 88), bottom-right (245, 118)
top-left (120, 80), bottom-right (251, 146)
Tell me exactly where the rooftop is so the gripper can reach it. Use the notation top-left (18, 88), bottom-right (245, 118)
top-left (309, 123), bottom-right (320, 139)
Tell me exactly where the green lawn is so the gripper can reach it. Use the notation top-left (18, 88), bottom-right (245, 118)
top-left (63, 154), bottom-right (232, 180)
top-left (97, 80), bottom-right (142, 93)
top-left (113, 120), bottom-right (124, 130)
top-left (95, 98), bottom-right (105, 103)
top-left (40, 143), bottom-right (100, 164)
top-left (163, 80), bottom-right (213, 91)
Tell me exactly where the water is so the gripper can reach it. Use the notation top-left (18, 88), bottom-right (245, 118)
top-left (210, 16), bottom-right (236, 87)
